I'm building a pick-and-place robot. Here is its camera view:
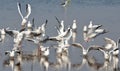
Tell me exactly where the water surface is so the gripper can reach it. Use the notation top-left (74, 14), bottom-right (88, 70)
top-left (0, 0), bottom-right (120, 71)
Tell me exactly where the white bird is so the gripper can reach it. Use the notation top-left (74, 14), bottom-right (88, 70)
top-left (88, 20), bottom-right (102, 30)
top-left (5, 49), bottom-right (21, 58)
top-left (17, 2), bottom-right (31, 29)
top-left (72, 20), bottom-right (77, 32)
top-left (98, 48), bottom-right (112, 61)
top-left (72, 43), bottom-right (102, 56)
top-left (27, 20), bottom-right (34, 31)
top-left (54, 44), bottom-right (70, 54)
top-left (23, 20), bottom-right (47, 39)
top-left (24, 37), bottom-right (50, 56)
top-left (40, 46), bottom-right (50, 56)
top-left (0, 28), bottom-right (6, 42)
top-left (29, 19), bottom-right (48, 38)
top-left (85, 29), bottom-right (107, 42)
top-left (83, 21), bottom-right (107, 42)
top-left (103, 37), bottom-right (119, 50)
top-left (72, 20), bottom-right (77, 42)
top-left (40, 20), bottom-right (48, 37)
top-left (111, 48), bottom-right (119, 56)
top-left (61, 0), bottom-right (70, 7)
top-left (55, 17), bottom-right (65, 35)
top-left (5, 28), bottom-right (25, 46)
top-left (49, 27), bottom-right (72, 46)
top-left (56, 20), bottom-right (65, 35)
top-left (103, 37), bottom-right (120, 56)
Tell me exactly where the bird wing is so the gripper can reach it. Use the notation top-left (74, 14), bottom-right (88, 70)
top-left (25, 3), bottom-right (31, 19)
top-left (104, 37), bottom-right (116, 47)
top-left (5, 29), bottom-right (18, 37)
top-left (55, 16), bottom-right (61, 24)
top-left (5, 51), bottom-right (10, 55)
top-left (88, 45), bottom-right (103, 52)
top-left (17, 2), bottom-right (23, 19)
top-left (30, 31), bottom-right (42, 36)
top-left (72, 43), bottom-right (84, 49)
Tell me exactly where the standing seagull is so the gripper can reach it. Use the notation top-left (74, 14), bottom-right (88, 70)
top-left (72, 20), bottom-right (77, 32)
top-left (72, 20), bottom-right (77, 42)
top-left (17, 2), bottom-right (31, 29)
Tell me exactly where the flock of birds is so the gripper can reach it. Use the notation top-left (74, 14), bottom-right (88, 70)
top-left (0, 2), bottom-right (120, 71)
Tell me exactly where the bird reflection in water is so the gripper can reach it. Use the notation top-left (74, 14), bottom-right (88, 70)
top-left (112, 56), bottom-right (120, 71)
top-left (33, 47), bottom-right (51, 71)
top-left (3, 58), bottom-right (22, 71)
top-left (51, 46), bottom-right (71, 71)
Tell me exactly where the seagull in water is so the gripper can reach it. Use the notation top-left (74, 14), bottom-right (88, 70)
top-left (72, 20), bottom-right (77, 42)
top-left (5, 28), bottom-right (26, 47)
top-left (0, 28), bottom-right (6, 42)
top-left (55, 16), bottom-right (65, 35)
top-left (27, 18), bottom-right (35, 31)
top-left (17, 2), bottom-right (31, 29)
top-left (103, 37), bottom-right (120, 56)
top-left (49, 26), bottom-right (72, 46)
top-left (72, 43), bottom-right (102, 57)
top-left (83, 21), bottom-right (108, 42)
top-left (5, 49), bottom-right (21, 58)
top-left (25, 37), bottom-right (50, 56)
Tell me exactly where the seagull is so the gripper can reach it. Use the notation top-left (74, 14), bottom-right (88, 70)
top-left (40, 46), bottom-right (50, 56)
top-left (5, 28), bottom-right (25, 46)
top-left (40, 19), bottom-right (48, 37)
top-left (83, 21), bottom-right (107, 42)
top-left (88, 21), bottom-right (102, 30)
top-left (17, 2), bottom-right (31, 29)
top-left (63, 27), bottom-right (72, 45)
top-left (25, 36), bottom-right (49, 46)
top-left (23, 20), bottom-right (48, 39)
top-left (103, 37), bottom-right (119, 49)
top-left (111, 48), bottom-right (119, 56)
top-left (54, 44), bottom-right (70, 55)
top-left (55, 16), bottom-right (65, 35)
top-left (0, 28), bottom-right (6, 42)
top-left (72, 43), bottom-right (102, 56)
top-left (103, 37), bottom-right (120, 56)
top-left (98, 48), bottom-right (112, 61)
top-left (85, 29), bottom-right (108, 42)
top-left (27, 18), bottom-right (35, 31)
top-left (61, 0), bottom-right (70, 7)
top-left (49, 27), bottom-right (72, 46)
top-left (25, 38), bottom-right (50, 56)
top-left (72, 20), bottom-right (77, 32)
top-left (5, 49), bottom-right (21, 58)
top-left (72, 20), bottom-right (77, 42)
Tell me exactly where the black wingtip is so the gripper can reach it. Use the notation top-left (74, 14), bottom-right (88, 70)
top-left (118, 39), bottom-right (120, 43)
top-left (45, 19), bottom-right (48, 24)
top-left (26, 4), bottom-right (28, 12)
top-left (5, 52), bottom-right (8, 55)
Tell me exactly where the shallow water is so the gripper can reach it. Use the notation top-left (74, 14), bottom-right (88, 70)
top-left (0, 0), bottom-right (120, 71)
